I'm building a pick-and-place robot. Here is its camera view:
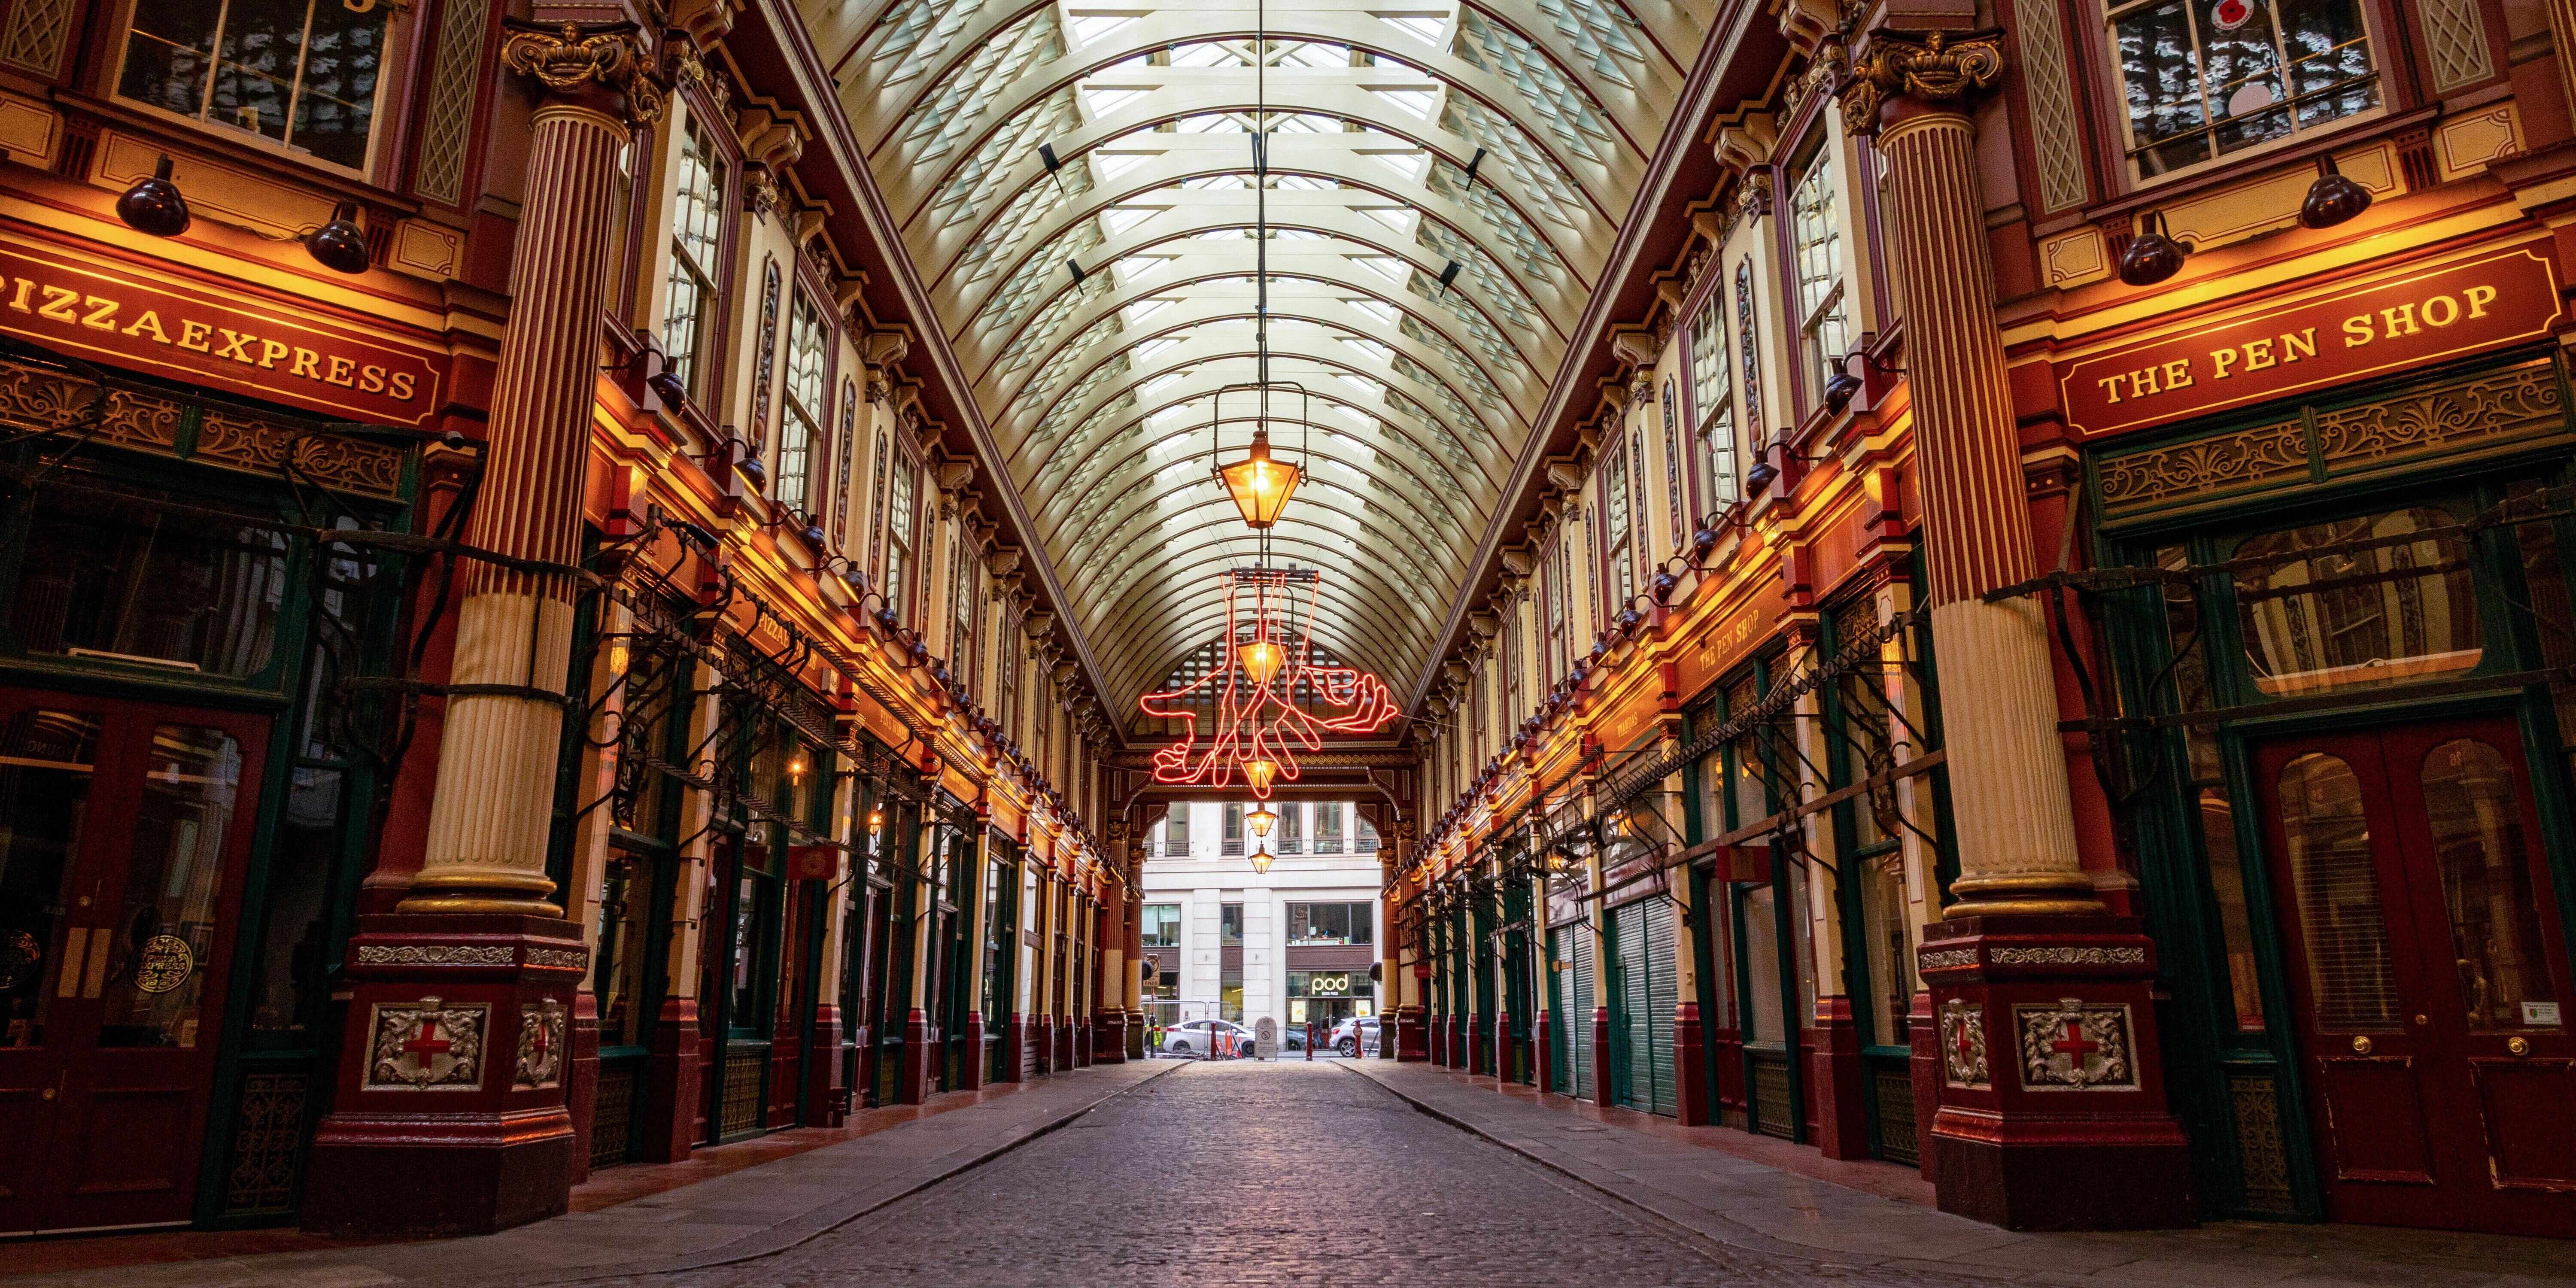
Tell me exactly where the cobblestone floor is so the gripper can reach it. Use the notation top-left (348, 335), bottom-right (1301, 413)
top-left (599, 1059), bottom-right (1927, 1288)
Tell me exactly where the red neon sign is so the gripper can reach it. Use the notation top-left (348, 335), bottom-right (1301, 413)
top-left (1139, 571), bottom-right (1398, 798)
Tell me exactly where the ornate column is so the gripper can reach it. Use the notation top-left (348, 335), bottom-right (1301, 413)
top-left (1094, 869), bottom-right (1130, 1062)
top-left (1843, 27), bottom-right (2189, 1229)
top-left (304, 19), bottom-right (661, 1237)
top-left (898, 820), bottom-right (940, 1104)
top-left (954, 823), bottom-right (993, 1092)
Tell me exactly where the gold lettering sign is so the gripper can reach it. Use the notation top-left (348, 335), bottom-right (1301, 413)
top-left (2058, 243), bottom-right (2561, 438)
top-left (0, 238), bottom-right (444, 427)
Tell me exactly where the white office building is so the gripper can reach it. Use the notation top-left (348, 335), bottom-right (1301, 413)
top-left (1137, 799), bottom-right (1383, 1053)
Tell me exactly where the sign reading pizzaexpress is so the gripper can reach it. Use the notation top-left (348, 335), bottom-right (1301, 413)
top-left (0, 240), bottom-right (444, 427)
top-left (2058, 243), bottom-right (2562, 438)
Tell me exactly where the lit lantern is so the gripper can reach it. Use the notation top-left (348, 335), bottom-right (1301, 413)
top-left (866, 803), bottom-right (886, 841)
top-left (1238, 635), bottom-right (1285, 687)
top-left (1249, 845), bottom-right (1276, 875)
top-left (1243, 756), bottom-right (1279, 796)
top-left (786, 749), bottom-right (808, 784)
top-left (1247, 804), bottom-right (1278, 838)
top-left (1215, 429), bottom-right (1300, 529)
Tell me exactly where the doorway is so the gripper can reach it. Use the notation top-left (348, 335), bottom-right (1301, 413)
top-left (2253, 715), bottom-right (2576, 1235)
top-left (0, 692), bottom-right (269, 1234)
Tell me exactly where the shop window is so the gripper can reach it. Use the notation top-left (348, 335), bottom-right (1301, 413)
top-left (1788, 141), bottom-right (1850, 397)
top-left (1741, 883), bottom-right (1786, 1041)
top-left (1356, 814), bottom-right (1378, 853)
top-left (115, 0), bottom-right (395, 170)
top-left (663, 116), bottom-right (729, 401)
top-left (1221, 902), bottom-right (1243, 945)
top-left (592, 850), bottom-right (656, 1049)
top-left (777, 290), bottom-right (830, 513)
top-left (246, 766), bottom-right (342, 1037)
top-left (2110, 0), bottom-right (2381, 178)
top-left (2421, 738), bottom-right (2559, 1030)
top-left (2275, 751), bottom-right (2399, 1028)
top-left (1222, 802), bottom-right (1245, 855)
top-left (1141, 903), bottom-right (1182, 948)
top-left (1163, 806), bottom-right (1189, 853)
top-left (1833, 601), bottom-right (1911, 1045)
top-left (1221, 959), bottom-right (1244, 1023)
top-left (2234, 507), bottom-right (2480, 698)
top-left (10, 486), bottom-right (289, 680)
top-left (96, 724), bottom-right (242, 1049)
top-left (2156, 545), bottom-right (2267, 1032)
top-left (1287, 902), bottom-right (1374, 946)
top-left (1689, 291), bottom-right (1738, 512)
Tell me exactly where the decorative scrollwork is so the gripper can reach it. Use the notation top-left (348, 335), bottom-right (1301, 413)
top-left (500, 21), bottom-right (667, 126)
top-left (1840, 27), bottom-right (2005, 137)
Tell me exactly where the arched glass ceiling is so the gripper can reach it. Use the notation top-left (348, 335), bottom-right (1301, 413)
top-left (805, 0), bottom-right (1707, 710)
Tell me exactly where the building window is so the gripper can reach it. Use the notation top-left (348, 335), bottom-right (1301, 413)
top-left (883, 451), bottom-right (919, 622)
top-left (1545, 528), bottom-right (1570, 687)
top-left (1279, 803), bottom-right (1304, 854)
top-left (1141, 904), bottom-right (1182, 948)
top-left (1315, 802), bottom-right (1343, 854)
top-left (1788, 144), bottom-right (1850, 397)
top-left (1602, 438), bottom-right (1636, 612)
top-left (664, 118), bottom-right (728, 401)
top-left (1286, 902), bottom-right (1374, 946)
top-left (2112, 0), bottom-right (2380, 178)
top-left (1222, 802), bottom-right (1245, 856)
top-left (778, 291), bottom-right (829, 512)
top-left (1689, 292), bottom-right (1738, 512)
top-left (1163, 806), bottom-right (1189, 853)
top-left (1221, 902), bottom-right (1244, 945)
top-left (948, 532), bottom-right (978, 698)
top-left (115, 0), bottom-right (395, 170)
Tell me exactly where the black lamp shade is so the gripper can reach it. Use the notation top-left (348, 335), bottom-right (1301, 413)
top-left (1742, 458), bottom-right (1780, 496)
top-left (116, 156), bottom-right (191, 237)
top-left (734, 451), bottom-right (767, 489)
top-left (305, 202), bottom-right (371, 274)
top-left (2299, 156), bottom-right (2372, 230)
top-left (2118, 212), bottom-right (2188, 286)
top-left (1821, 369), bottom-right (1864, 414)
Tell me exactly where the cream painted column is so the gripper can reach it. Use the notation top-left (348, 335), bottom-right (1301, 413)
top-left (403, 27), bottom-right (662, 914)
top-left (667, 676), bottom-right (724, 1001)
top-left (1843, 32), bottom-right (2098, 917)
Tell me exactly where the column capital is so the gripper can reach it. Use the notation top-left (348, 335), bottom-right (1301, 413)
top-left (502, 20), bottom-right (668, 126)
top-left (1838, 26), bottom-right (2003, 137)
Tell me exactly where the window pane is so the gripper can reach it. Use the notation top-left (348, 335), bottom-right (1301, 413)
top-left (2420, 738), bottom-right (2559, 1030)
top-left (2199, 787), bottom-right (2268, 1032)
top-left (2276, 752), bottom-right (2399, 1029)
top-left (2236, 508), bottom-right (2480, 699)
top-left (666, 120), bottom-right (727, 398)
top-left (1741, 884), bottom-right (1783, 1041)
top-left (248, 767), bottom-right (342, 1037)
top-left (291, 0), bottom-right (386, 167)
top-left (778, 292), bottom-right (830, 510)
top-left (0, 710), bottom-right (100, 1050)
top-left (12, 488), bottom-right (288, 679)
top-left (97, 725), bottom-right (242, 1049)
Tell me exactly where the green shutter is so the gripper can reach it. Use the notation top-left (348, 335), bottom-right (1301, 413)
top-left (1616, 902), bottom-right (1652, 1111)
top-left (1570, 927), bottom-right (1595, 1102)
top-left (1645, 898), bottom-right (1679, 1117)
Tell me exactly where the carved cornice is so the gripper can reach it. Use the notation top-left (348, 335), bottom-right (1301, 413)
top-left (1840, 27), bottom-right (2005, 137)
top-left (501, 21), bottom-right (666, 125)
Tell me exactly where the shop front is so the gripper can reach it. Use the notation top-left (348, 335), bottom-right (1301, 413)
top-left (2081, 344), bottom-right (2576, 1235)
top-left (0, 343), bottom-right (420, 1233)
top-left (1544, 867), bottom-right (1596, 1102)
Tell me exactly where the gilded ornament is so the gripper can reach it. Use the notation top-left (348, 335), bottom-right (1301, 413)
top-left (1839, 28), bottom-right (2005, 136)
top-left (500, 21), bottom-right (667, 126)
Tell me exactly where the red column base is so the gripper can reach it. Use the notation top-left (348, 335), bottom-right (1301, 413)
top-left (953, 1011), bottom-right (985, 1092)
top-left (1395, 1006), bottom-right (1428, 1061)
top-left (1591, 1009), bottom-right (1613, 1106)
top-left (1002, 1012), bottom-right (1028, 1082)
top-left (1909, 989), bottom-right (1941, 1182)
top-left (1920, 914), bottom-right (2195, 1231)
top-left (1034, 1014), bottom-right (1054, 1076)
top-left (1534, 1009), bottom-right (1553, 1093)
top-left (1466, 1013), bottom-right (1487, 1075)
top-left (1673, 1002), bottom-right (1709, 1124)
top-left (301, 912), bottom-right (584, 1237)
top-left (1093, 1010), bottom-right (1128, 1063)
top-left (1808, 996), bottom-right (1871, 1159)
top-left (641, 996), bottom-right (699, 1163)
top-left (567, 990), bottom-right (601, 1183)
top-left (897, 1009), bottom-right (938, 1105)
top-left (1072, 1017), bottom-right (1091, 1067)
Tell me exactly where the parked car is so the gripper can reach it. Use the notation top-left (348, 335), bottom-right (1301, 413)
top-left (1328, 1016), bottom-right (1381, 1056)
top-left (1160, 1018), bottom-right (1255, 1057)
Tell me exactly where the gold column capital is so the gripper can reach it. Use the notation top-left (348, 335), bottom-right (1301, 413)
top-left (501, 19), bottom-right (668, 126)
top-left (1839, 26), bottom-right (2005, 137)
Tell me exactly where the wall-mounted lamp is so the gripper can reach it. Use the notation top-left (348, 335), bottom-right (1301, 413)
top-left (305, 201), bottom-right (371, 274)
top-left (1820, 338), bottom-right (1907, 416)
top-left (2298, 155), bottom-right (2372, 230)
top-left (2118, 210), bottom-right (2189, 286)
top-left (116, 155), bottom-right (190, 237)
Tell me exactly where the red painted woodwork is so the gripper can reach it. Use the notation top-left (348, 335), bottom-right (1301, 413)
top-left (1001, 1012), bottom-right (1028, 1081)
top-left (303, 911), bottom-right (583, 1236)
top-left (1466, 1013), bottom-right (1486, 1075)
top-left (1808, 997), bottom-right (1871, 1159)
top-left (1710, 1022), bottom-right (1745, 1125)
top-left (0, 692), bottom-right (270, 1236)
top-left (2251, 717), bottom-right (2576, 1236)
top-left (1909, 989), bottom-right (1939, 1182)
top-left (896, 1009), bottom-right (936, 1105)
top-left (1591, 1006), bottom-right (1612, 1103)
top-left (568, 990), bottom-right (601, 1183)
top-left (1535, 1010), bottom-right (1554, 1094)
top-left (953, 1012), bottom-right (986, 1091)
top-left (1093, 1009), bottom-right (1127, 1063)
top-left (1920, 914), bottom-right (2192, 1231)
top-left (805, 1005), bottom-right (846, 1124)
top-left (1395, 1005), bottom-right (1427, 1062)
top-left (641, 997), bottom-right (699, 1163)
top-left (1673, 1002), bottom-right (1708, 1125)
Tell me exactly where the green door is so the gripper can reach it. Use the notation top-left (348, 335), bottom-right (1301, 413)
top-left (1569, 926), bottom-right (1595, 1102)
top-left (1643, 898), bottom-right (1679, 1117)
top-left (1611, 899), bottom-right (1680, 1116)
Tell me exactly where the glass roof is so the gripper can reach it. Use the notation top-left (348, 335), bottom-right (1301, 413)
top-left (807, 0), bottom-right (1707, 709)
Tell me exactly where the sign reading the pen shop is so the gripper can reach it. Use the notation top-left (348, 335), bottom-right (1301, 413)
top-left (0, 240), bottom-right (444, 427)
top-left (2058, 243), bottom-right (2562, 438)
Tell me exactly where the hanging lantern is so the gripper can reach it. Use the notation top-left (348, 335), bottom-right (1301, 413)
top-left (1244, 756), bottom-right (1280, 796)
top-left (1247, 804), bottom-right (1279, 838)
top-left (1239, 634), bottom-right (1285, 687)
top-left (786, 748), bottom-right (808, 784)
top-left (1142, 568), bottom-right (1397, 801)
top-left (866, 802), bottom-right (886, 841)
top-left (1216, 429), bottom-right (1300, 528)
top-left (1248, 845), bottom-right (1276, 875)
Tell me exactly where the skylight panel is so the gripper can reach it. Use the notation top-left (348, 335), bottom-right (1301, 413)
top-left (1358, 207), bottom-right (1415, 233)
top-left (1102, 206), bottom-right (1158, 232)
top-left (1142, 369), bottom-right (1188, 394)
top-left (1369, 149), bottom-right (1429, 181)
top-left (1182, 173), bottom-right (1252, 190)
top-left (1175, 112), bottom-right (1248, 134)
top-left (1337, 371), bottom-right (1383, 397)
top-left (1378, 13), bottom-right (1449, 44)
top-left (1353, 255), bottom-right (1408, 282)
top-left (1123, 297), bottom-right (1176, 324)
top-left (1342, 336), bottom-right (1391, 360)
top-left (1346, 298), bottom-right (1397, 325)
top-left (1171, 41), bottom-right (1249, 68)
top-left (1067, 12), bottom-right (1140, 43)
top-left (1269, 174), bottom-right (1340, 191)
top-left (1094, 150), bottom-right (1157, 179)
top-left (1367, 87), bottom-right (1440, 118)
top-left (1082, 86), bottom-right (1152, 117)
